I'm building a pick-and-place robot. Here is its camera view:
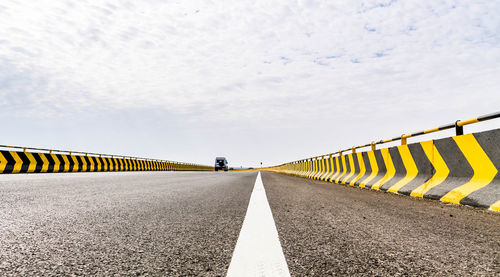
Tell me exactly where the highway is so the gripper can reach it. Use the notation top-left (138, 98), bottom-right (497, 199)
top-left (0, 171), bottom-right (498, 276)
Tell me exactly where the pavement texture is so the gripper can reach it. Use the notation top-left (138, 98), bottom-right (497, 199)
top-left (0, 171), bottom-right (256, 276)
top-left (262, 172), bottom-right (500, 277)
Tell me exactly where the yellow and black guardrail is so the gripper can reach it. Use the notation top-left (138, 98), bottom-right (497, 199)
top-left (265, 112), bottom-right (500, 212)
top-left (0, 145), bottom-right (213, 174)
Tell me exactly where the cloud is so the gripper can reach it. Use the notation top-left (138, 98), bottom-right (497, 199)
top-left (1, 1), bottom-right (499, 118)
top-left (0, 0), bottom-right (499, 165)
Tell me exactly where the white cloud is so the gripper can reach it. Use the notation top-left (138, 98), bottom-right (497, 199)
top-left (0, 0), bottom-right (499, 165)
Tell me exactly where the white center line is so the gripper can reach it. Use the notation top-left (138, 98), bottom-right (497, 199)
top-left (227, 172), bottom-right (291, 277)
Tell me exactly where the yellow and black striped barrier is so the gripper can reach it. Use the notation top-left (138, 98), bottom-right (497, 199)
top-left (0, 147), bottom-right (213, 174)
top-left (265, 112), bottom-right (500, 212)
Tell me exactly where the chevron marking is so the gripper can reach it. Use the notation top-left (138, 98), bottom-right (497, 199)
top-left (0, 152), bottom-right (7, 173)
top-left (26, 152), bottom-right (37, 173)
top-left (341, 154), bottom-right (355, 184)
top-left (350, 152), bottom-right (366, 186)
top-left (441, 134), bottom-right (498, 204)
top-left (388, 145), bottom-right (418, 194)
top-left (372, 148), bottom-right (395, 190)
top-left (410, 141), bottom-right (450, 198)
top-left (11, 151), bottom-right (23, 174)
top-left (335, 155), bottom-right (347, 183)
top-left (360, 151), bottom-right (378, 188)
top-left (50, 154), bottom-right (60, 173)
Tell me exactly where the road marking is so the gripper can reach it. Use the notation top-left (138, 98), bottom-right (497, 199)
top-left (227, 172), bottom-right (291, 277)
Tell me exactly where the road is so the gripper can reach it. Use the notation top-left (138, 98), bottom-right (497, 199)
top-left (0, 171), bottom-right (498, 276)
top-left (262, 172), bottom-right (499, 276)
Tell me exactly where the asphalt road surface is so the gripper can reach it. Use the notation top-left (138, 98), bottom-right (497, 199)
top-left (0, 171), bottom-right (498, 276)
top-left (262, 172), bottom-right (499, 276)
top-left (0, 172), bottom-right (255, 276)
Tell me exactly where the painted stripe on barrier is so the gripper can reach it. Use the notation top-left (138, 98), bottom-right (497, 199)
top-left (322, 157), bottom-right (329, 180)
top-left (490, 200), bottom-right (500, 212)
top-left (118, 158), bottom-right (124, 171)
top-left (310, 160), bottom-right (316, 179)
top-left (11, 151), bottom-right (22, 174)
top-left (0, 152), bottom-right (7, 173)
top-left (71, 155), bottom-right (78, 172)
top-left (32, 153), bottom-right (43, 173)
top-left (440, 134), bottom-right (498, 204)
top-left (17, 152), bottom-right (29, 173)
top-left (329, 156), bottom-right (340, 182)
top-left (360, 151), bottom-right (378, 188)
top-left (388, 145), bottom-right (418, 194)
top-left (99, 157), bottom-right (106, 171)
top-left (39, 153), bottom-right (49, 173)
top-left (52, 154), bottom-right (61, 172)
top-left (313, 159), bottom-right (320, 179)
top-left (335, 154), bottom-right (347, 183)
top-left (348, 153), bottom-right (361, 185)
top-left (81, 156), bottom-right (88, 171)
top-left (350, 152), bottom-right (366, 186)
top-left (410, 141), bottom-right (449, 198)
top-left (324, 157), bottom-right (335, 181)
top-left (342, 153), bottom-right (355, 184)
top-left (364, 150), bottom-right (385, 188)
top-left (318, 158), bottom-right (326, 180)
top-left (308, 160), bottom-right (314, 178)
top-left (93, 157), bottom-right (99, 171)
top-left (43, 153), bottom-right (52, 173)
top-left (113, 158), bottom-right (118, 171)
top-left (318, 158), bottom-right (325, 180)
top-left (3, 151), bottom-right (15, 174)
top-left (25, 152), bottom-right (37, 173)
top-left (459, 130), bottom-right (500, 208)
top-left (372, 148), bottom-right (395, 190)
top-left (320, 158), bottom-right (326, 179)
top-left (379, 148), bottom-right (404, 191)
top-left (88, 156), bottom-right (95, 171)
top-left (307, 160), bottom-right (316, 178)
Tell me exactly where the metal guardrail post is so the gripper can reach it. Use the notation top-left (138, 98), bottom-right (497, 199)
top-left (455, 120), bottom-right (464, 136)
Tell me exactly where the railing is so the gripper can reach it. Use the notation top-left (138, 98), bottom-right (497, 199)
top-left (0, 144), bottom-right (201, 168)
top-left (288, 111), bottom-right (500, 164)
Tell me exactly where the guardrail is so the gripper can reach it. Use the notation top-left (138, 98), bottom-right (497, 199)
top-left (0, 145), bottom-right (213, 174)
top-left (266, 111), bottom-right (500, 211)
top-left (289, 111), bottom-right (500, 163)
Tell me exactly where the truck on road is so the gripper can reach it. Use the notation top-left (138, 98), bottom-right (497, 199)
top-left (215, 157), bottom-right (228, 171)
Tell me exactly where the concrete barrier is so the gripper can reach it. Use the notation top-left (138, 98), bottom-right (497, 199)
top-left (0, 150), bottom-right (213, 174)
top-left (268, 128), bottom-right (500, 211)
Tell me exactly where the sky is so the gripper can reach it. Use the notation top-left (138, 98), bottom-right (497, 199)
top-left (0, 0), bottom-right (499, 168)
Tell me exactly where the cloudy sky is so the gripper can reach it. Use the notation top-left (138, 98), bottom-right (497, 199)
top-left (1, 0), bottom-right (499, 167)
